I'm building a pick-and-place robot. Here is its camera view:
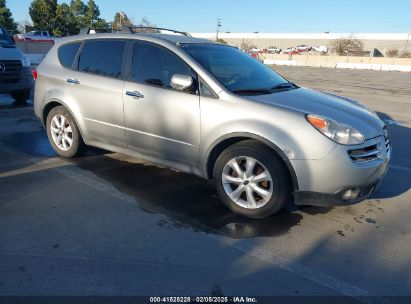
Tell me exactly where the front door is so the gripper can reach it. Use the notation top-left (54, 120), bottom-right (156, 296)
top-left (123, 41), bottom-right (200, 165)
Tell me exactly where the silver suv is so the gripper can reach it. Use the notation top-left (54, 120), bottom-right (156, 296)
top-left (34, 27), bottom-right (390, 218)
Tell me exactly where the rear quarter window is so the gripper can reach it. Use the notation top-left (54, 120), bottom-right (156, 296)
top-left (78, 40), bottom-right (125, 79)
top-left (58, 42), bottom-right (82, 69)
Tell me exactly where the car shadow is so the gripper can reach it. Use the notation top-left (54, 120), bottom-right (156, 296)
top-left (74, 155), bottom-right (307, 239)
top-left (372, 112), bottom-right (411, 199)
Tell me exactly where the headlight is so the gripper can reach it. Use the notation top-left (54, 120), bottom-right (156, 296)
top-left (307, 114), bottom-right (364, 145)
top-left (21, 57), bottom-right (31, 67)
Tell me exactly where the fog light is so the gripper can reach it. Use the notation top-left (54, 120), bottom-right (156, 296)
top-left (342, 189), bottom-right (360, 200)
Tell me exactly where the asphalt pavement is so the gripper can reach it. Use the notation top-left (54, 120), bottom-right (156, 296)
top-left (0, 66), bottom-right (410, 303)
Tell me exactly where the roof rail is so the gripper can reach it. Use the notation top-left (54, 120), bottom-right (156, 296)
top-left (80, 25), bottom-right (191, 37)
top-left (128, 26), bottom-right (191, 37)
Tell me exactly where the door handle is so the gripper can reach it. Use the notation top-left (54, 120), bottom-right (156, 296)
top-left (126, 90), bottom-right (144, 99)
top-left (67, 78), bottom-right (80, 85)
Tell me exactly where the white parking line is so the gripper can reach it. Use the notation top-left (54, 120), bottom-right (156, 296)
top-left (224, 239), bottom-right (392, 304)
top-left (390, 165), bottom-right (411, 173)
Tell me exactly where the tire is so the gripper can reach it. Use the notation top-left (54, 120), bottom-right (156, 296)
top-left (46, 106), bottom-right (86, 158)
top-left (11, 89), bottom-right (30, 104)
top-left (213, 140), bottom-right (291, 219)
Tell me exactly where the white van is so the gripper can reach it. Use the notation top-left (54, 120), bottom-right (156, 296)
top-left (0, 24), bottom-right (33, 104)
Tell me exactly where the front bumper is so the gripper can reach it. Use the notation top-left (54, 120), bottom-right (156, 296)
top-left (0, 67), bottom-right (34, 94)
top-left (291, 135), bottom-right (390, 207)
top-left (294, 175), bottom-right (386, 206)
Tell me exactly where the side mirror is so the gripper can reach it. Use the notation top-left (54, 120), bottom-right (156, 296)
top-left (170, 74), bottom-right (194, 91)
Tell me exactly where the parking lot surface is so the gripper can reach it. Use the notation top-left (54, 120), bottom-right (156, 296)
top-left (0, 66), bottom-right (410, 302)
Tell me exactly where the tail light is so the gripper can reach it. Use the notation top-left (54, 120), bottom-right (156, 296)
top-left (32, 68), bottom-right (38, 80)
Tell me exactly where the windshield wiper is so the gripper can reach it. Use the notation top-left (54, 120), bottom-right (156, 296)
top-left (271, 82), bottom-right (297, 90)
top-left (232, 88), bottom-right (272, 95)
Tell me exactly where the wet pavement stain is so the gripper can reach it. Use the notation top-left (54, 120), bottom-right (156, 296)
top-left (366, 218), bottom-right (377, 224)
top-left (76, 155), bottom-right (305, 239)
top-left (6, 131), bottom-right (56, 157)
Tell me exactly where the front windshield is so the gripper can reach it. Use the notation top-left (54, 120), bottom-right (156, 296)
top-left (0, 27), bottom-right (14, 45)
top-left (181, 43), bottom-right (292, 95)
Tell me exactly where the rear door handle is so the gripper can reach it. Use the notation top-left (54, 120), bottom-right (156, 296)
top-left (67, 78), bottom-right (80, 85)
top-left (126, 90), bottom-right (144, 99)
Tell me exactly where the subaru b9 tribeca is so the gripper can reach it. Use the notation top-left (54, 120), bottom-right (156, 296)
top-left (34, 29), bottom-right (391, 219)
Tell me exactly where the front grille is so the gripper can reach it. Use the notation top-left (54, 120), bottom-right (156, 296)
top-left (0, 60), bottom-right (22, 78)
top-left (348, 144), bottom-right (380, 163)
top-left (384, 127), bottom-right (391, 159)
top-left (357, 184), bottom-right (376, 199)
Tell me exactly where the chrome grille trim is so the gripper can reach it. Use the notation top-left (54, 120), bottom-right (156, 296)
top-left (348, 144), bottom-right (380, 163)
top-left (0, 60), bottom-right (22, 78)
top-left (384, 133), bottom-right (391, 159)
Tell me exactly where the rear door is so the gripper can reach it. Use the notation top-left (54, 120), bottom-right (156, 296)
top-left (65, 39), bottom-right (127, 147)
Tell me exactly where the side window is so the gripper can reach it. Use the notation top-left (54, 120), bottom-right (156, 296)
top-left (78, 40), bottom-right (125, 79)
top-left (58, 42), bottom-right (81, 69)
top-left (131, 41), bottom-right (196, 92)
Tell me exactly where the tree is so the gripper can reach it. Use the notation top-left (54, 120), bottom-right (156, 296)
top-left (216, 38), bottom-right (227, 44)
top-left (92, 18), bottom-right (110, 31)
top-left (0, 0), bottom-right (17, 33)
top-left (70, 0), bottom-right (86, 17)
top-left (84, 0), bottom-right (99, 26)
top-left (112, 11), bottom-right (133, 31)
top-left (386, 48), bottom-right (399, 58)
top-left (70, 0), bottom-right (87, 29)
top-left (240, 39), bottom-right (256, 52)
top-left (330, 36), bottom-right (364, 56)
top-left (53, 3), bottom-right (78, 36)
top-left (29, 0), bottom-right (57, 32)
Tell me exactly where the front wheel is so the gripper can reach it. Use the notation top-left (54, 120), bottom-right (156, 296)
top-left (46, 106), bottom-right (86, 158)
top-left (213, 140), bottom-right (291, 219)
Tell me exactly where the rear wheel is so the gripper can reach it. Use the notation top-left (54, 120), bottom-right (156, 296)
top-left (11, 89), bottom-right (30, 104)
top-left (46, 106), bottom-right (85, 158)
top-left (213, 140), bottom-right (290, 219)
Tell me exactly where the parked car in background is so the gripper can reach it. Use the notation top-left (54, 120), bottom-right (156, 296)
top-left (0, 24), bottom-right (33, 104)
top-left (313, 45), bottom-right (329, 54)
top-left (24, 30), bottom-right (51, 39)
top-left (295, 45), bottom-right (311, 52)
top-left (15, 30), bottom-right (54, 42)
top-left (34, 27), bottom-right (391, 219)
top-left (282, 47), bottom-right (298, 55)
top-left (266, 46), bottom-right (282, 54)
top-left (249, 47), bottom-right (261, 53)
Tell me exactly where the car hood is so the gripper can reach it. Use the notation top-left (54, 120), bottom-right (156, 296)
top-left (247, 87), bottom-right (385, 140)
top-left (0, 45), bottom-right (24, 60)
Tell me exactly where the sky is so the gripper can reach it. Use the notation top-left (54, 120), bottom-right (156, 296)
top-left (7, 0), bottom-right (411, 33)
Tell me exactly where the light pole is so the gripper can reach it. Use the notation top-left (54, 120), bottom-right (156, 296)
top-left (404, 32), bottom-right (410, 53)
top-left (216, 18), bottom-right (221, 40)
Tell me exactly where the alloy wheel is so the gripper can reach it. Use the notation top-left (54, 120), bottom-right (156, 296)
top-left (222, 156), bottom-right (273, 209)
top-left (50, 114), bottom-right (73, 151)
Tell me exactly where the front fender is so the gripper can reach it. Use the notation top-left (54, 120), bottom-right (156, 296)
top-left (201, 131), bottom-right (301, 190)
